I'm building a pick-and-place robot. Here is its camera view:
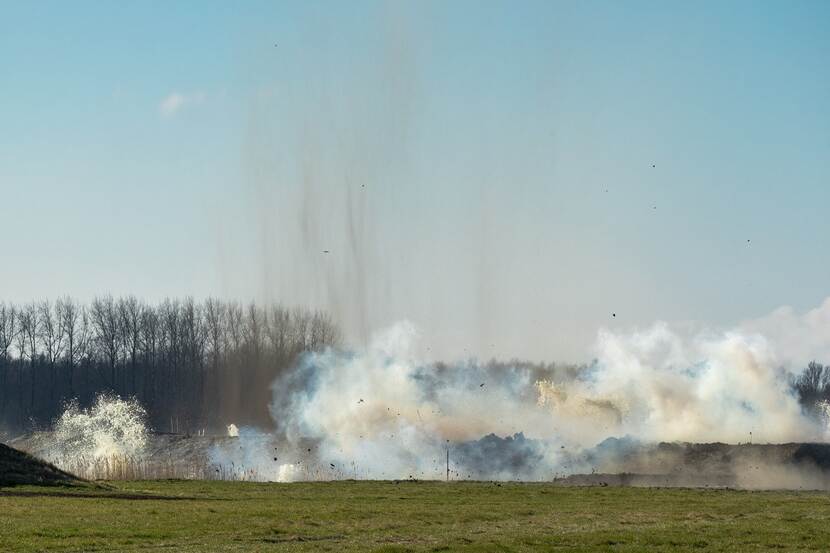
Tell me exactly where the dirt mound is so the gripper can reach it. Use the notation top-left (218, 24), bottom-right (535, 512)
top-left (570, 441), bottom-right (830, 489)
top-left (590, 440), bottom-right (830, 473)
top-left (8, 431), bottom-right (258, 480)
top-left (555, 472), bottom-right (735, 488)
top-left (0, 442), bottom-right (83, 487)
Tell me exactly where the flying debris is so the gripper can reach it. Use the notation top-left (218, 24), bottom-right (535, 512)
top-left (186, 317), bottom-right (830, 485)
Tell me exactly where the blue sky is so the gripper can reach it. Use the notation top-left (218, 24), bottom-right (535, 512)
top-left (1, 1), bottom-right (829, 361)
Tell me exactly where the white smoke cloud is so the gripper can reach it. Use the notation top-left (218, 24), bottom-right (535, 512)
top-left (580, 324), bottom-right (814, 444)
top-left (36, 297), bottom-right (830, 484)
top-left (740, 297), bottom-right (830, 369)
top-left (159, 90), bottom-right (205, 117)
top-left (261, 300), bottom-right (830, 480)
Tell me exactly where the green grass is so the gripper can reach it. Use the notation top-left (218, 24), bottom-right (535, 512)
top-left (1, 481), bottom-right (829, 552)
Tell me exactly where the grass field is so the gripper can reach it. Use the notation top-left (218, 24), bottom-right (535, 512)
top-left (1, 481), bottom-right (830, 552)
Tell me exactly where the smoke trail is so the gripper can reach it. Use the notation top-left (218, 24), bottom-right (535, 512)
top-left (241, 5), bottom-right (421, 352)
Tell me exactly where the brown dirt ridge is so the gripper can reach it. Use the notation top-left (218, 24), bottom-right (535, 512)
top-left (0, 442), bottom-right (83, 487)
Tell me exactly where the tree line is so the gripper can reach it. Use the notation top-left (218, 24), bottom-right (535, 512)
top-left (0, 297), bottom-right (341, 434)
top-left (793, 361), bottom-right (830, 419)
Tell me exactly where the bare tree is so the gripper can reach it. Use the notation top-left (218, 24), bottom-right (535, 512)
top-left (203, 298), bottom-right (228, 427)
top-left (223, 301), bottom-right (244, 425)
top-left (160, 299), bottom-right (181, 422)
top-left (0, 303), bottom-right (17, 361)
top-left (17, 303), bottom-right (39, 412)
top-left (140, 305), bottom-right (160, 407)
top-left (226, 302), bottom-right (243, 353)
top-left (91, 296), bottom-right (120, 390)
top-left (0, 296), bottom-right (343, 432)
top-left (58, 297), bottom-right (82, 397)
top-left (310, 310), bottom-right (341, 350)
top-left (794, 361), bottom-right (829, 414)
top-left (180, 297), bottom-right (206, 429)
top-left (204, 298), bottom-right (226, 370)
top-left (0, 303), bottom-right (18, 416)
top-left (119, 296), bottom-right (143, 396)
top-left (291, 307), bottom-right (312, 353)
top-left (75, 306), bottom-right (93, 399)
top-left (244, 302), bottom-right (263, 360)
top-left (39, 299), bottom-right (65, 406)
top-left (266, 304), bottom-right (291, 360)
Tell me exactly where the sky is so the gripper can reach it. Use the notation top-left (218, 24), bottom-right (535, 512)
top-left (1, 1), bottom-right (829, 362)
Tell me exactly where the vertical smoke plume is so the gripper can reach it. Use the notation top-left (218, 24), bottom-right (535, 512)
top-left (242, 5), bottom-right (420, 350)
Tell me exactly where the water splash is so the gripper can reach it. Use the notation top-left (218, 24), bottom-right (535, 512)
top-left (50, 394), bottom-right (149, 461)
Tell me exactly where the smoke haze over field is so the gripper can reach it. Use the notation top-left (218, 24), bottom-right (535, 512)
top-left (3, 2), bottom-right (830, 488)
top-left (2, 3), bottom-right (829, 362)
top-left (10, 296), bottom-right (830, 487)
top-left (256, 301), bottom-right (830, 481)
top-left (227, 3), bottom-right (830, 363)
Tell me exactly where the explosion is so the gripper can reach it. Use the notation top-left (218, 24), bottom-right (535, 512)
top-left (51, 394), bottom-right (149, 461)
top-left (18, 300), bottom-right (830, 487)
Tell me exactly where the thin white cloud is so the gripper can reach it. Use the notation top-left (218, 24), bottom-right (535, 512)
top-left (741, 297), bottom-right (830, 369)
top-left (159, 91), bottom-right (205, 117)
